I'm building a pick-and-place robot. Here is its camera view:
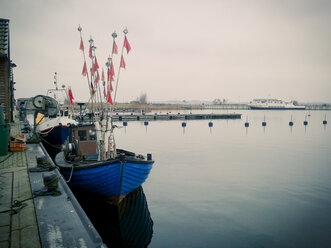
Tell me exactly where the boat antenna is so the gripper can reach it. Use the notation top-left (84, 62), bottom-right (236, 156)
top-left (54, 72), bottom-right (58, 90)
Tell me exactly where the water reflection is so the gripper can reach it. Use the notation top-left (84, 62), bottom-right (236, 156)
top-left (74, 187), bottom-right (153, 248)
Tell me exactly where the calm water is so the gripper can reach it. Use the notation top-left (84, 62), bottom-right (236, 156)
top-left (111, 110), bottom-right (331, 248)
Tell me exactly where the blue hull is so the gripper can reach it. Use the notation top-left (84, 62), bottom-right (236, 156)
top-left (55, 152), bottom-right (154, 197)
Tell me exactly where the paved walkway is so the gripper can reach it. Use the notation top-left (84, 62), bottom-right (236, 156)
top-left (0, 117), bottom-right (41, 248)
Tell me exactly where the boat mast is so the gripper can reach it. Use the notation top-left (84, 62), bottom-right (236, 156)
top-left (89, 37), bottom-right (100, 117)
top-left (91, 42), bottom-right (105, 118)
top-left (113, 28), bottom-right (128, 105)
top-left (104, 31), bottom-right (119, 159)
top-left (78, 25), bottom-right (96, 119)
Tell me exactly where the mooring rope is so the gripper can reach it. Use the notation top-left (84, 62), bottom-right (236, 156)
top-left (65, 165), bottom-right (75, 183)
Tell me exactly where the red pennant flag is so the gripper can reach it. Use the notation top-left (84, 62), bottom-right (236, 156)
top-left (95, 70), bottom-right (100, 84)
top-left (110, 81), bottom-right (113, 91)
top-left (120, 55), bottom-right (126, 69)
top-left (101, 68), bottom-right (105, 82)
top-left (112, 40), bottom-right (118, 55)
top-left (110, 62), bottom-right (115, 81)
top-left (80, 38), bottom-right (84, 51)
top-left (107, 91), bottom-right (113, 105)
top-left (89, 44), bottom-right (92, 58)
top-left (92, 57), bottom-right (99, 74)
top-left (82, 61), bottom-right (87, 76)
top-left (68, 88), bottom-right (74, 105)
top-left (124, 36), bottom-right (131, 54)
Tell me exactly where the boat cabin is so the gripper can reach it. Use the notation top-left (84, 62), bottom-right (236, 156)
top-left (71, 124), bottom-right (97, 156)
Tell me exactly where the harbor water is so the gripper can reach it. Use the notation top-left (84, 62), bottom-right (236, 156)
top-left (110, 110), bottom-right (331, 248)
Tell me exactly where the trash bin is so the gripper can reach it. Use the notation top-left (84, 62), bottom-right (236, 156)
top-left (0, 105), bottom-right (5, 125)
top-left (0, 106), bottom-right (9, 156)
top-left (0, 124), bottom-right (9, 156)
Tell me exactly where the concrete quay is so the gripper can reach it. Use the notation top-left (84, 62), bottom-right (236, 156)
top-left (0, 115), bottom-right (105, 248)
top-left (0, 120), bottom-right (40, 248)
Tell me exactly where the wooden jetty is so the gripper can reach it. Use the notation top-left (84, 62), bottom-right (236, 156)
top-left (111, 113), bottom-right (241, 122)
top-left (205, 104), bottom-right (331, 110)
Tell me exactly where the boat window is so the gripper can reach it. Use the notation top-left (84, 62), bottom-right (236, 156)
top-left (78, 130), bottom-right (87, 141)
top-left (89, 130), bottom-right (96, 140)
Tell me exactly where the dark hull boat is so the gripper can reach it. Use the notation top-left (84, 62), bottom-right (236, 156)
top-left (38, 119), bottom-right (76, 159)
top-left (30, 76), bottom-right (79, 159)
top-left (55, 150), bottom-right (154, 198)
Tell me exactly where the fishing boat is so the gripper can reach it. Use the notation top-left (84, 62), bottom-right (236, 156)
top-left (54, 26), bottom-right (155, 198)
top-left (55, 123), bottom-right (154, 198)
top-left (56, 147), bottom-right (153, 198)
top-left (33, 74), bottom-right (78, 158)
top-left (248, 99), bottom-right (306, 110)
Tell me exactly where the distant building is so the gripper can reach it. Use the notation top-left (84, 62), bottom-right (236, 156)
top-left (0, 18), bottom-right (15, 122)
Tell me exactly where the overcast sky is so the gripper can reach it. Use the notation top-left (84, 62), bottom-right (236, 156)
top-left (1, 0), bottom-right (331, 103)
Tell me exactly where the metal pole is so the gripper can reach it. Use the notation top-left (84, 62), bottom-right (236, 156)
top-left (78, 25), bottom-right (96, 118)
top-left (113, 28), bottom-right (128, 105)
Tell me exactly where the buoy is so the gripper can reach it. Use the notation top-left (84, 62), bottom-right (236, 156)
top-left (144, 121), bottom-right (149, 126)
top-left (303, 115), bottom-right (308, 126)
top-left (244, 116), bottom-right (249, 127)
top-left (123, 121), bottom-right (128, 127)
top-left (182, 122), bottom-right (186, 127)
top-left (262, 115), bottom-right (266, 126)
top-left (289, 115), bottom-right (293, 126)
top-left (208, 121), bottom-right (213, 127)
top-left (323, 115), bottom-right (327, 125)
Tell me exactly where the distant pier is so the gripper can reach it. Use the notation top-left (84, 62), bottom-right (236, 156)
top-left (111, 113), bottom-right (242, 122)
top-left (204, 104), bottom-right (331, 110)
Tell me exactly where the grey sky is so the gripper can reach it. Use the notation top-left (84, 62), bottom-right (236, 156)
top-left (1, 0), bottom-right (331, 103)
